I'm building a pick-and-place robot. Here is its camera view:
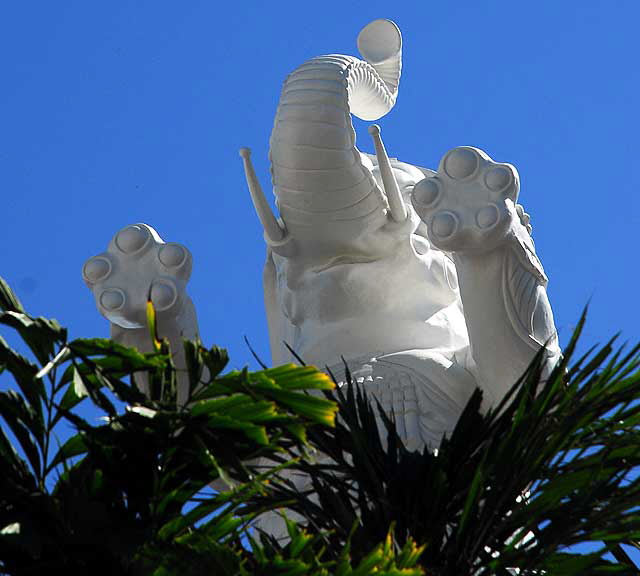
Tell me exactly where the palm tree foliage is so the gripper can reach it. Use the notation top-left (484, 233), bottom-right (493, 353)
top-left (0, 276), bottom-right (421, 575)
top-left (0, 273), bottom-right (638, 574)
top-left (256, 320), bottom-right (640, 574)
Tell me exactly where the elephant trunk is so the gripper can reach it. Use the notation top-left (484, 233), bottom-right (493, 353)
top-left (269, 20), bottom-right (402, 246)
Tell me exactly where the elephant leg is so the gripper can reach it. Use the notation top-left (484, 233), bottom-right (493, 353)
top-left (411, 147), bottom-right (560, 406)
top-left (82, 223), bottom-right (199, 405)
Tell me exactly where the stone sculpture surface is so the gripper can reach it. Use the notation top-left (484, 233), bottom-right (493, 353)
top-left (83, 19), bottom-right (560, 453)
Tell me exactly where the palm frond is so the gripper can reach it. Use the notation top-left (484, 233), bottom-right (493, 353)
top-left (262, 312), bottom-right (640, 574)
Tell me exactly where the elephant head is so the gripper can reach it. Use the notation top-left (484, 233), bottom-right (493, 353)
top-left (240, 20), bottom-right (469, 367)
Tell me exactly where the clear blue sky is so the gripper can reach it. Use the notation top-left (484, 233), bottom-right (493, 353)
top-left (2, 1), bottom-right (638, 366)
top-left (1, 0), bottom-right (639, 558)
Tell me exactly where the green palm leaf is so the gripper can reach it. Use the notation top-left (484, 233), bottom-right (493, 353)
top-left (262, 312), bottom-right (640, 574)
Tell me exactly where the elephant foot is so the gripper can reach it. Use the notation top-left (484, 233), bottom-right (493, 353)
top-left (411, 146), bottom-right (522, 254)
top-left (82, 223), bottom-right (193, 331)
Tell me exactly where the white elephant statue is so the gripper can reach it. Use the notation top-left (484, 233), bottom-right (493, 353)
top-left (82, 19), bottom-right (560, 454)
top-left (239, 18), bottom-right (560, 450)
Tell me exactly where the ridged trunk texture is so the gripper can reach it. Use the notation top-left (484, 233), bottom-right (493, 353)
top-left (269, 54), bottom-right (399, 243)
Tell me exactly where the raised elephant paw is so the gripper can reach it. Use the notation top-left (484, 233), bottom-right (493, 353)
top-left (82, 223), bottom-right (193, 331)
top-left (411, 147), bottom-right (521, 253)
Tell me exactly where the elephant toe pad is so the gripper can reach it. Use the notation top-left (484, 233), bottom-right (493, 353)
top-left (83, 223), bottom-right (192, 329)
top-left (411, 146), bottom-right (520, 253)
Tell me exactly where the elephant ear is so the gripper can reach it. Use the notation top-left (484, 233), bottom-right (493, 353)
top-left (503, 223), bottom-right (558, 353)
top-left (264, 248), bottom-right (299, 366)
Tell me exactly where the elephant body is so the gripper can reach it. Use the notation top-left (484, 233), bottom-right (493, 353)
top-left (244, 21), bottom-right (561, 538)
top-left (256, 20), bottom-right (560, 450)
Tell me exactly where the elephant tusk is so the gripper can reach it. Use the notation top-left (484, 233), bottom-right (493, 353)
top-left (369, 124), bottom-right (407, 222)
top-left (240, 147), bottom-right (287, 244)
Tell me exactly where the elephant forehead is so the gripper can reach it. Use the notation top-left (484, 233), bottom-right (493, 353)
top-left (393, 159), bottom-right (434, 182)
top-left (366, 155), bottom-right (432, 190)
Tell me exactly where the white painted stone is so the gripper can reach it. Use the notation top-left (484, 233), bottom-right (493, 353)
top-left (240, 18), bottom-right (561, 432)
top-left (236, 19), bottom-right (561, 538)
